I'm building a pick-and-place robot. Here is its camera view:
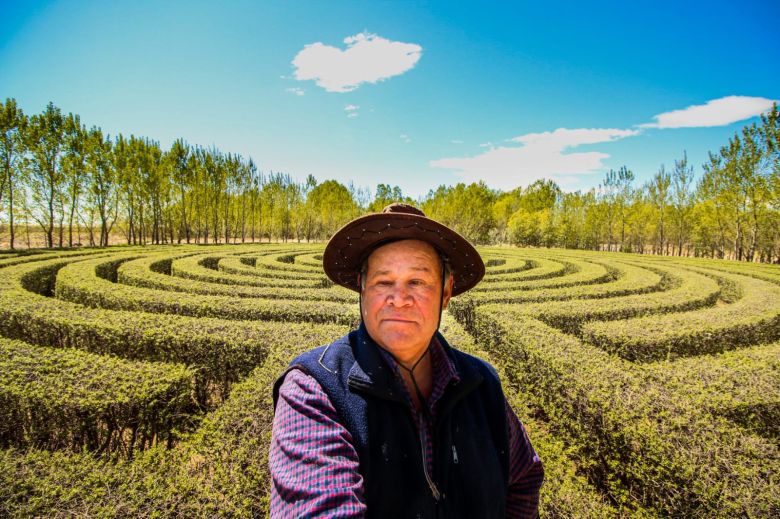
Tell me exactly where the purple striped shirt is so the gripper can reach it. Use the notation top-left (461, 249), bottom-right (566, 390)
top-left (269, 338), bottom-right (543, 518)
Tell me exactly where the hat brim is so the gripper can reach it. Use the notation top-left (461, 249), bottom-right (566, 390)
top-left (323, 212), bottom-right (484, 296)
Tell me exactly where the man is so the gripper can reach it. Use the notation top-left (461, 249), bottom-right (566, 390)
top-left (270, 203), bottom-right (543, 518)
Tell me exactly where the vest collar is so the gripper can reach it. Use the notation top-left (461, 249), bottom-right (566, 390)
top-left (347, 322), bottom-right (484, 405)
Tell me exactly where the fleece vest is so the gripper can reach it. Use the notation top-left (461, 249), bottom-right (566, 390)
top-left (273, 323), bottom-right (509, 519)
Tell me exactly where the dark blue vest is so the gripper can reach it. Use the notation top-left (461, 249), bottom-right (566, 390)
top-left (273, 323), bottom-right (509, 518)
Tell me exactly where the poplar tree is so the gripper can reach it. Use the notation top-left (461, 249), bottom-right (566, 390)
top-left (0, 98), bottom-right (27, 249)
top-left (25, 102), bottom-right (66, 247)
top-left (62, 113), bottom-right (87, 246)
top-left (169, 138), bottom-right (191, 243)
top-left (671, 152), bottom-right (695, 256)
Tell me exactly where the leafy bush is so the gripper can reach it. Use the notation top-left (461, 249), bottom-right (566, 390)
top-left (0, 338), bottom-right (194, 456)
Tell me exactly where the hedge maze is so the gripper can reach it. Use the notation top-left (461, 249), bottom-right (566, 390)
top-left (0, 245), bottom-right (778, 517)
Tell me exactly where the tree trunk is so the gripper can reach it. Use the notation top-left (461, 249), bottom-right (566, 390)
top-left (8, 177), bottom-right (15, 250)
top-left (68, 200), bottom-right (76, 247)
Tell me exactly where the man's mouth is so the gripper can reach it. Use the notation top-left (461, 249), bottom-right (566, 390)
top-left (382, 317), bottom-right (415, 323)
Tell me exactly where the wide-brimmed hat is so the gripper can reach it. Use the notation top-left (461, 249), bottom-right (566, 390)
top-left (322, 203), bottom-right (485, 296)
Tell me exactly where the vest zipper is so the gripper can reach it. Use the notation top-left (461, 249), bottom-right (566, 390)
top-left (419, 423), bottom-right (441, 501)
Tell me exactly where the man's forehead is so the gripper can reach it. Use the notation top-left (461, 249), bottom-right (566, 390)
top-left (366, 239), bottom-right (442, 271)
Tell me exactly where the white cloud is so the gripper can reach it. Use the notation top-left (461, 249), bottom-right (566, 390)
top-left (641, 95), bottom-right (777, 128)
top-left (451, 139), bottom-right (463, 144)
top-left (429, 128), bottom-right (639, 190)
top-left (292, 32), bottom-right (422, 93)
top-left (344, 104), bottom-right (359, 118)
top-left (400, 134), bottom-right (411, 143)
top-left (286, 87), bottom-right (305, 96)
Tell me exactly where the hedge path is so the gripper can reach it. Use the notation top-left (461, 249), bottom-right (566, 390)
top-left (1, 244), bottom-right (779, 517)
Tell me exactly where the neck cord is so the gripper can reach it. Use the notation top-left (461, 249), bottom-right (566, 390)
top-left (385, 345), bottom-right (432, 415)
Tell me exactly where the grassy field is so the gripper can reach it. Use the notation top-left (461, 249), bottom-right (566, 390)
top-left (0, 244), bottom-right (778, 517)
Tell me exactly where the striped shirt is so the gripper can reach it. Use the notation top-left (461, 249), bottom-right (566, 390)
top-left (269, 337), bottom-right (543, 518)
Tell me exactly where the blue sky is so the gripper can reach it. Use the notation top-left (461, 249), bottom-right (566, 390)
top-left (1, 0), bottom-right (778, 199)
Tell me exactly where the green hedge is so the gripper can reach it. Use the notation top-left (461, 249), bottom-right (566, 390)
top-left (294, 251), bottom-right (327, 268)
top-left (0, 256), bottom-right (350, 406)
top-left (0, 337), bottom-right (194, 457)
top-left (0, 315), bottom-right (348, 518)
top-left (630, 252), bottom-right (780, 275)
top-left (508, 261), bottom-right (720, 333)
top-left (171, 253), bottom-right (330, 288)
top-left (582, 266), bottom-right (780, 361)
top-left (479, 250), bottom-right (534, 275)
top-left (218, 255), bottom-right (325, 280)
top-left (479, 256), bottom-right (573, 283)
top-left (0, 248), bottom-right (109, 269)
top-left (254, 249), bottom-right (324, 273)
top-left (449, 300), bottom-right (780, 517)
top-left (473, 256), bottom-right (616, 293)
top-left (55, 255), bottom-right (359, 325)
top-left (118, 253), bottom-right (357, 303)
top-left (642, 340), bottom-right (780, 444)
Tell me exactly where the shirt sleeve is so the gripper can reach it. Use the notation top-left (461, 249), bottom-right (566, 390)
top-left (269, 368), bottom-right (367, 518)
top-left (504, 399), bottom-right (544, 518)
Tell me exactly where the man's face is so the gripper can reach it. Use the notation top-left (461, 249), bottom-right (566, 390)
top-left (360, 239), bottom-right (453, 363)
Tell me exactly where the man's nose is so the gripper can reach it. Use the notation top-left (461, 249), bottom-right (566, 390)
top-left (387, 284), bottom-right (413, 306)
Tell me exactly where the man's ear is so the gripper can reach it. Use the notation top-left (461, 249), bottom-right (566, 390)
top-left (441, 274), bottom-right (454, 310)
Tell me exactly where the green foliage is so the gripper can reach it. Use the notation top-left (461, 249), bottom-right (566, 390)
top-left (449, 299), bottom-right (780, 517)
top-left (422, 181), bottom-right (497, 244)
top-left (118, 253), bottom-right (357, 303)
top-left (0, 249), bottom-right (351, 406)
top-left (0, 337), bottom-right (193, 456)
top-left (54, 253), bottom-right (358, 325)
top-left (3, 98), bottom-right (779, 264)
top-left (2, 229), bottom-right (780, 518)
top-left (582, 266), bottom-right (780, 361)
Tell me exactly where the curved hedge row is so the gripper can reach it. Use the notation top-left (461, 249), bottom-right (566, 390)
top-left (471, 256), bottom-right (616, 293)
top-left (449, 301), bottom-right (779, 518)
top-left (515, 262), bottom-right (722, 333)
top-left (582, 266), bottom-right (780, 361)
top-left (252, 249), bottom-right (324, 273)
top-left (479, 256), bottom-right (573, 283)
top-left (642, 340), bottom-right (780, 444)
top-left (218, 255), bottom-right (325, 280)
top-left (117, 253), bottom-right (357, 303)
top-left (470, 259), bottom-right (669, 304)
top-left (0, 254), bottom-right (350, 405)
top-left (479, 251), bottom-right (533, 275)
top-left (171, 253), bottom-right (330, 288)
top-left (0, 248), bottom-right (107, 269)
top-left (54, 254), bottom-right (358, 325)
top-left (2, 243), bottom-right (779, 517)
top-left (0, 337), bottom-right (193, 457)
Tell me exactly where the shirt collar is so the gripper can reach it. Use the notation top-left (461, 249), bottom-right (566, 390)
top-left (375, 333), bottom-right (462, 396)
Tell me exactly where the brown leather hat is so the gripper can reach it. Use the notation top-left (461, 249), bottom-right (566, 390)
top-left (323, 203), bottom-right (485, 296)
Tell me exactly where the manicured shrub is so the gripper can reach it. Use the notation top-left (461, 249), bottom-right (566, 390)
top-left (2, 244), bottom-right (779, 518)
top-left (582, 266), bottom-right (780, 361)
top-left (118, 253), bottom-right (357, 303)
top-left (55, 255), bottom-right (359, 325)
top-left (0, 338), bottom-right (194, 456)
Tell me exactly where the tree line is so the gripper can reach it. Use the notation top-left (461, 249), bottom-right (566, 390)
top-left (1, 98), bottom-right (778, 262)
